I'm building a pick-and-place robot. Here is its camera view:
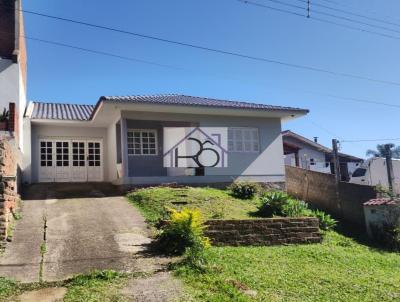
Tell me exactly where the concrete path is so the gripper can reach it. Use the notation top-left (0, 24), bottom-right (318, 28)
top-left (0, 183), bottom-right (156, 283)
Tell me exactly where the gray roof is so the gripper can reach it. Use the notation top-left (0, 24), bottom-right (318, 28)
top-left (31, 102), bottom-right (95, 121)
top-left (282, 130), bottom-right (363, 162)
top-left (30, 94), bottom-right (308, 121)
top-left (100, 94), bottom-right (308, 113)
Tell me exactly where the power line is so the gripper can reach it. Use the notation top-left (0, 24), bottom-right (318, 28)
top-left (14, 35), bottom-right (400, 145)
top-left (7, 4), bottom-right (400, 88)
top-left (290, 0), bottom-right (400, 29)
top-left (0, 29), bottom-right (183, 70)
top-left (260, 0), bottom-right (400, 35)
top-left (341, 138), bottom-right (400, 143)
top-left (303, 91), bottom-right (400, 109)
top-left (25, 37), bottom-right (183, 71)
top-left (20, 32), bottom-right (400, 112)
top-left (238, 0), bottom-right (400, 41)
top-left (308, 119), bottom-right (343, 140)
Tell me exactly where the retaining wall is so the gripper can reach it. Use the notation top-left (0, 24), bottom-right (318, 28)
top-left (204, 217), bottom-right (321, 246)
top-left (0, 139), bottom-right (20, 244)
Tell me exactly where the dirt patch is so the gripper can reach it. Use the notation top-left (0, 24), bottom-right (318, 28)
top-left (17, 287), bottom-right (67, 302)
top-left (121, 271), bottom-right (184, 302)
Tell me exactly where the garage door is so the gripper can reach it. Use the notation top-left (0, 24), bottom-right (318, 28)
top-left (39, 138), bottom-right (103, 182)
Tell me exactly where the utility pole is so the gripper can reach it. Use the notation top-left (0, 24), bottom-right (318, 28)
top-left (332, 138), bottom-right (343, 218)
top-left (307, 0), bottom-right (310, 18)
top-left (332, 139), bottom-right (341, 184)
top-left (385, 144), bottom-right (394, 194)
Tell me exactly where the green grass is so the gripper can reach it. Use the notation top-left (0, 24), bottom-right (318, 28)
top-left (64, 270), bottom-right (129, 302)
top-left (127, 186), bottom-right (260, 224)
top-left (0, 277), bottom-right (21, 301)
top-left (0, 271), bottom-right (131, 302)
top-left (174, 231), bottom-right (400, 302)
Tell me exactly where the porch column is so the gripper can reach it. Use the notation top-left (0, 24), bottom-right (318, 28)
top-left (120, 118), bottom-right (129, 178)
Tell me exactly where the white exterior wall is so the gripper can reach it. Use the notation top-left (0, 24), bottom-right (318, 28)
top-left (30, 124), bottom-right (108, 183)
top-left (283, 136), bottom-right (327, 170)
top-left (0, 59), bottom-right (18, 111)
top-left (17, 64), bottom-right (26, 149)
top-left (119, 110), bottom-right (285, 184)
top-left (21, 116), bottom-right (31, 183)
top-left (0, 58), bottom-right (26, 150)
top-left (364, 204), bottom-right (400, 238)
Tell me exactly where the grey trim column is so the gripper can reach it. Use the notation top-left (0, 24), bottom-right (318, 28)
top-left (120, 118), bottom-right (129, 177)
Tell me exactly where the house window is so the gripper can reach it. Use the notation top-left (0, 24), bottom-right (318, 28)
top-left (228, 128), bottom-right (259, 152)
top-left (127, 129), bottom-right (158, 155)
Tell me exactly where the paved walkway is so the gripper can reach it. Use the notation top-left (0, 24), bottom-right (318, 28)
top-left (0, 183), bottom-right (157, 283)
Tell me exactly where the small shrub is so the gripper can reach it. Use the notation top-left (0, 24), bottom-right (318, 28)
top-left (282, 199), bottom-right (311, 217)
top-left (157, 208), bottom-right (210, 256)
top-left (256, 191), bottom-right (291, 217)
top-left (229, 182), bottom-right (259, 199)
top-left (312, 210), bottom-right (337, 231)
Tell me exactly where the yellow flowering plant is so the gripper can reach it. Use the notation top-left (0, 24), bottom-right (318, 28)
top-left (157, 208), bottom-right (210, 256)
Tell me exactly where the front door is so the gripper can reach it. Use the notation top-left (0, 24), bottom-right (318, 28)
top-left (39, 140), bottom-right (54, 182)
top-left (87, 140), bottom-right (103, 182)
top-left (71, 141), bottom-right (87, 182)
top-left (55, 141), bottom-right (71, 182)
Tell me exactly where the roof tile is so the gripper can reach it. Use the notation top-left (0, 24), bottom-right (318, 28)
top-left (363, 198), bottom-right (399, 206)
top-left (31, 102), bottom-right (95, 121)
top-left (100, 94), bottom-right (308, 112)
top-left (31, 94), bottom-right (309, 121)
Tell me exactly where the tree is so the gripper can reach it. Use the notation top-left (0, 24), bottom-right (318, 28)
top-left (366, 144), bottom-right (400, 159)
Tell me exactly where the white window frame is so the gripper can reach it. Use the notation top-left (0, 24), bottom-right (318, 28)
top-left (127, 129), bottom-right (158, 156)
top-left (228, 127), bottom-right (260, 153)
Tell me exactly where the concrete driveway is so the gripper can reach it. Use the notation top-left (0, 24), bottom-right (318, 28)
top-left (0, 183), bottom-right (154, 283)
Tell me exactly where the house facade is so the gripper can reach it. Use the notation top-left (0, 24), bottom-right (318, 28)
top-left (22, 95), bottom-right (308, 186)
top-left (282, 130), bottom-right (363, 181)
top-left (0, 1), bottom-right (309, 187)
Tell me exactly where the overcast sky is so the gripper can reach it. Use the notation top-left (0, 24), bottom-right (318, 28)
top-left (23, 0), bottom-right (400, 158)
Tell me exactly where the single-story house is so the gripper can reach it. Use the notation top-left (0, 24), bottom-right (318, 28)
top-left (20, 95), bottom-right (308, 186)
top-left (282, 130), bottom-right (363, 181)
top-left (1, 2), bottom-right (310, 187)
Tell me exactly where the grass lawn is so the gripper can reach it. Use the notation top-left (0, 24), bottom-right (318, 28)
top-left (0, 271), bottom-right (131, 302)
top-left (174, 231), bottom-right (400, 302)
top-left (127, 186), bottom-right (260, 224)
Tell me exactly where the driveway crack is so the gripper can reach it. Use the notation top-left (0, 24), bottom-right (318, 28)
top-left (39, 213), bottom-right (48, 283)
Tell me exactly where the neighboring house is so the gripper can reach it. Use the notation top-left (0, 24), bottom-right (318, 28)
top-left (21, 95), bottom-right (308, 185)
top-left (282, 130), bottom-right (363, 181)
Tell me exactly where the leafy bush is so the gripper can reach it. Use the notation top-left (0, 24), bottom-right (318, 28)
top-left (229, 182), bottom-right (259, 199)
top-left (312, 210), bottom-right (337, 231)
top-left (157, 208), bottom-right (210, 256)
top-left (256, 191), bottom-right (291, 217)
top-left (256, 191), bottom-right (337, 231)
top-left (282, 199), bottom-right (311, 217)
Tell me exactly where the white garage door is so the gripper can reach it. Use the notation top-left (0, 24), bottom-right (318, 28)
top-left (39, 138), bottom-right (103, 182)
